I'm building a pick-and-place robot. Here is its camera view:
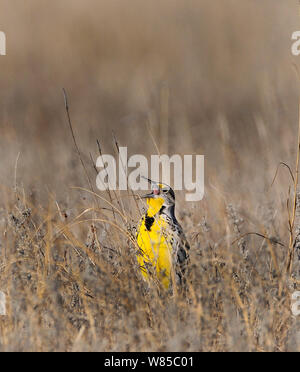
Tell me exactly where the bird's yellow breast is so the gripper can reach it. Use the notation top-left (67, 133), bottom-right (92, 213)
top-left (137, 215), bottom-right (172, 289)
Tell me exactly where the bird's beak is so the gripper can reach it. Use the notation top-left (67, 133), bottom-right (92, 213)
top-left (140, 177), bottom-right (160, 199)
top-left (141, 192), bottom-right (154, 199)
top-left (141, 176), bottom-right (157, 187)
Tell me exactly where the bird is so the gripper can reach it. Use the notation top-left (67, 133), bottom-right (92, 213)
top-left (136, 178), bottom-right (190, 290)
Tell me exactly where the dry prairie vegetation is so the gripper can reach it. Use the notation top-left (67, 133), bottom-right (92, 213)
top-left (0, 0), bottom-right (300, 351)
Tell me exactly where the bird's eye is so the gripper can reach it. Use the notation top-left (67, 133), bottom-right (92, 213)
top-left (162, 189), bottom-right (168, 193)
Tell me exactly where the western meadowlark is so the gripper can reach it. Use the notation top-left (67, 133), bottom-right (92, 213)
top-left (136, 178), bottom-right (190, 289)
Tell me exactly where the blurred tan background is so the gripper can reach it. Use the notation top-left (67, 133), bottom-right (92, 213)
top-left (0, 0), bottom-right (299, 206)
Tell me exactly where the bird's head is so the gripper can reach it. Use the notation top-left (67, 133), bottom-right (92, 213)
top-left (141, 178), bottom-right (175, 217)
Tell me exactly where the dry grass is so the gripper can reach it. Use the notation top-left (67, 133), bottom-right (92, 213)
top-left (1, 0), bottom-right (300, 352)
